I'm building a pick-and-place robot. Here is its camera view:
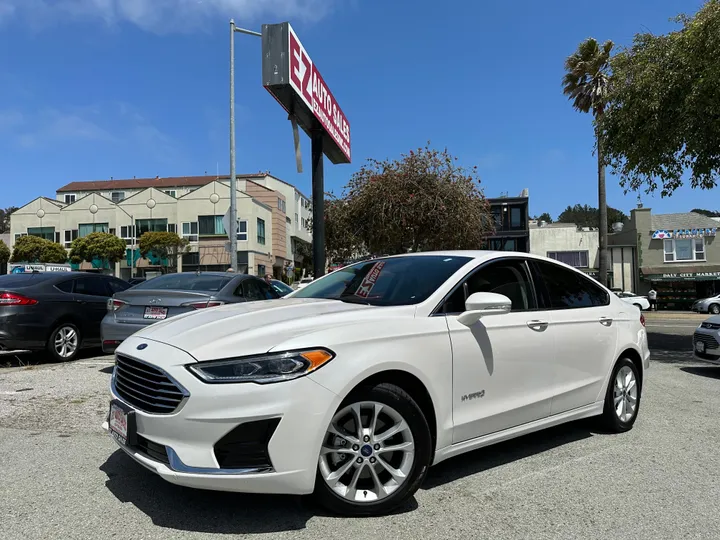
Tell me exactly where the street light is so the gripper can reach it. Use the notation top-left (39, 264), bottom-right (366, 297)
top-left (229, 20), bottom-right (261, 272)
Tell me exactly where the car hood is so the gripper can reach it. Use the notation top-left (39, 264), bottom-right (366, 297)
top-left (128, 297), bottom-right (414, 361)
top-left (702, 315), bottom-right (720, 325)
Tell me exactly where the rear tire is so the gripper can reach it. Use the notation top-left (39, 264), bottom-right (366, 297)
top-left (313, 382), bottom-right (432, 517)
top-left (599, 357), bottom-right (640, 433)
top-left (47, 323), bottom-right (81, 362)
top-left (710, 304), bottom-right (720, 315)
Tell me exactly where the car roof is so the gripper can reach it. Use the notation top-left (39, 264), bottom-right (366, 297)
top-left (360, 250), bottom-right (561, 265)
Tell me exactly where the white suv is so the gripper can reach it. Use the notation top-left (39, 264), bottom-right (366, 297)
top-left (104, 251), bottom-right (650, 516)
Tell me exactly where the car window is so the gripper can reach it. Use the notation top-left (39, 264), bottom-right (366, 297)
top-left (55, 280), bottom-right (75, 293)
top-left (242, 280), bottom-right (265, 301)
top-left (131, 273), bottom-right (232, 292)
top-left (257, 280), bottom-right (280, 300)
top-left (533, 260), bottom-right (609, 309)
top-left (74, 277), bottom-right (111, 297)
top-left (292, 255), bottom-right (472, 307)
top-left (108, 278), bottom-right (130, 294)
top-left (441, 259), bottom-right (536, 314)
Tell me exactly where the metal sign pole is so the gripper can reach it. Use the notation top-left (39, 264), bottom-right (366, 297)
top-left (311, 130), bottom-right (325, 278)
top-left (229, 19), bottom-right (239, 272)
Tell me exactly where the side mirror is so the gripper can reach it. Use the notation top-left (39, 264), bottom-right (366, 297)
top-left (457, 292), bottom-right (512, 327)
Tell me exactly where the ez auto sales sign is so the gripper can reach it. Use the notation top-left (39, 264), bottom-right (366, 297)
top-left (262, 22), bottom-right (351, 164)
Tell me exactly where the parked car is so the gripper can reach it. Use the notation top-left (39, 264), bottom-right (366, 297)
top-left (101, 272), bottom-right (280, 353)
top-left (104, 251), bottom-right (649, 516)
top-left (127, 277), bottom-right (146, 287)
top-left (615, 291), bottom-right (650, 311)
top-left (693, 315), bottom-right (720, 363)
top-left (0, 272), bottom-right (130, 361)
top-left (270, 279), bottom-right (294, 297)
top-left (692, 293), bottom-right (720, 314)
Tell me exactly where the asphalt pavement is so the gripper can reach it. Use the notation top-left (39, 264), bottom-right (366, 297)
top-left (1, 313), bottom-right (719, 539)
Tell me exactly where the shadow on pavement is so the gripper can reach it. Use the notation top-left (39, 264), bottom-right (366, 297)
top-left (100, 450), bottom-right (417, 532)
top-left (647, 331), bottom-right (692, 353)
top-left (1, 347), bottom-right (107, 369)
top-left (680, 366), bottom-right (720, 380)
top-left (424, 420), bottom-right (596, 489)
top-left (99, 365), bottom-right (114, 374)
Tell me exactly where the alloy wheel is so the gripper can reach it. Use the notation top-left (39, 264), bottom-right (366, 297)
top-left (54, 326), bottom-right (78, 359)
top-left (318, 401), bottom-right (415, 503)
top-left (613, 366), bottom-right (638, 423)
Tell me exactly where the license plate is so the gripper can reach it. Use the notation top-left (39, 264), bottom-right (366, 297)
top-left (144, 306), bottom-right (168, 320)
top-left (696, 341), bottom-right (706, 353)
top-left (109, 403), bottom-right (128, 445)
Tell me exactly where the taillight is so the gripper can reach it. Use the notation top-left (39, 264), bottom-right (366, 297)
top-left (107, 298), bottom-right (127, 312)
top-left (182, 300), bottom-right (225, 309)
top-left (0, 292), bottom-right (38, 305)
top-left (640, 313), bottom-right (646, 327)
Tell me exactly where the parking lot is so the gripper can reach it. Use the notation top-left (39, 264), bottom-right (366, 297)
top-left (1, 312), bottom-right (719, 540)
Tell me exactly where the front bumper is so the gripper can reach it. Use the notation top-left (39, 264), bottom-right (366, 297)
top-left (693, 328), bottom-right (720, 363)
top-left (104, 336), bottom-right (340, 495)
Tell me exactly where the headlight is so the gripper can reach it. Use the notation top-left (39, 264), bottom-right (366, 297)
top-left (187, 348), bottom-right (335, 384)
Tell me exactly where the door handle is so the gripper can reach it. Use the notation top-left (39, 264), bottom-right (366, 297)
top-left (526, 320), bottom-right (549, 331)
top-left (599, 317), bottom-right (613, 326)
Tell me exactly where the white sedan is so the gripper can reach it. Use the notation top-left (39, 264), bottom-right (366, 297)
top-left (104, 251), bottom-right (650, 516)
top-left (616, 291), bottom-right (650, 311)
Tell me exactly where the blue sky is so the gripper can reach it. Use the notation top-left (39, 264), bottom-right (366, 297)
top-left (0, 0), bottom-right (712, 218)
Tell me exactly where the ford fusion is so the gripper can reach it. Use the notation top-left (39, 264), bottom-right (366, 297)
top-left (104, 251), bottom-right (650, 516)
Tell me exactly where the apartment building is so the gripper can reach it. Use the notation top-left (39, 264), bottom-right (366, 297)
top-left (9, 174), bottom-right (313, 279)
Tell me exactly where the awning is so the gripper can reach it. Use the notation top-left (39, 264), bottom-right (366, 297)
top-left (641, 265), bottom-right (720, 282)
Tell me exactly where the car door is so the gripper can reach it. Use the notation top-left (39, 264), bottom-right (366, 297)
top-left (529, 260), bottom-right (619, 415)
top-left (441, 257), bottom-right (557, 443)
top-left (72, 276), bottom-right (113, 343)
top-left (242, 279), bottom-right (266, 302)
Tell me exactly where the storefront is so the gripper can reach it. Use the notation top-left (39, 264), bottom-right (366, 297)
top-left (640, 267), bottom-right (720, 310)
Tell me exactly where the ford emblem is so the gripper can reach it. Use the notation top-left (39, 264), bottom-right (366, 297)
top-left (137, 343), bottom-right (148, 350)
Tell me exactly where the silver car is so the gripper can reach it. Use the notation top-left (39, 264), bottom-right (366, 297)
top-left (101, 272), bottom-right (280, 353)
top-left (692, 294), bottom-right (720, 314)
top-left (693, 316), bottom-right (720, 363)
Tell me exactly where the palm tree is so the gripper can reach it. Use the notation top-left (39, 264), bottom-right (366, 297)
top-left (563, 38), bottom-right (614, 287)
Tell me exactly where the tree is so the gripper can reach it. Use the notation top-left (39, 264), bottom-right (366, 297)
top-left (0, 239), bottom-right (10, 265)
top-left (563, 38), bottom-right (614, 286)
top-left (138, 231), bottom-right (189, 271)
top-left (10, 236), bottom-right (68, 264)
top-left (322, 144), bottom-right (494, 259)
top-left (69, 232), bottom-right (126, 267)
top-left (0, 206), bottom-right (18, 234)
top-left (557, 204), bottom-right (627, 232)
top-left (601, 1), bottom-right (720, 197)
top-left (534, 212), bottom-right (554, 224)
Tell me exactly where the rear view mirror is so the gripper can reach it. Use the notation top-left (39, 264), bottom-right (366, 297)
top-left (458, 292), bottom-right (512, 326)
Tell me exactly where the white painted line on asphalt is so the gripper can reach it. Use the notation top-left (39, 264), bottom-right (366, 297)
top-left (75, 361), bottom-right (115, 365)
top-left (646, 324), bottom-right (700, 328)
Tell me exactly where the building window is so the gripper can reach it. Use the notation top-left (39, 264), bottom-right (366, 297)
top-left (164, 190), bottom-right (177, 198)
top-left (258, 264), bottom-right (266, 277)
top-left (64, 229), bottom-right (79, 248)
top-left (15, 233), bottom-right (27, 241)
top-left (510, 207), bottom-right (523, 229)
top-left (111, 192), bottom-right (125, 203)
top-left (167, 223), bottom-right (177, 234)
top-left (55, 232), bottom-right (61, 243)
top-left (182, 252), bottom-right (199, 266)
top-left (237, 220), bottom-right (248, 241)
top-left (198, 215), bottom-right (225, 236)
top-left (64, 194), bottom-right (76, 204)
top-left (182, 222), bottom-right (198, 242)
top-left (664, 237), bottom-right (705, 263)
top-left (27, 227), bottom-right (55, 241)
top-left (277, 199), bottom-right (286, 213)
top-left (120, 226), bottom-right (135, 245)
top-left (547, 250), bottom-right (590, 268)
top-left (78, 223), bottom-right (108, 237)
top-left (136, 219), bottom-right (168, 236)
top-left (257, 218), bottom-right (266, 245)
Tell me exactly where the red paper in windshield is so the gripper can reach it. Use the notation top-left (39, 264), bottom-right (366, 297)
top-left (355, 261), bottom-right (386, 298)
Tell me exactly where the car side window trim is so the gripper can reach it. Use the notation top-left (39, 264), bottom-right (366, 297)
top-left (430, 256), bottom-right (541, 316)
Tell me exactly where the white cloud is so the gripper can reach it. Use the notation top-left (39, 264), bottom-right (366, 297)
top-left (0, 0), bottom-right (338, 32)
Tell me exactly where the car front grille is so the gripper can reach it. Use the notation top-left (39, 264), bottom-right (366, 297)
top-left (694, 332), bottom-right (720, 350)
top-left (113, 354), bottom-right (186, 414)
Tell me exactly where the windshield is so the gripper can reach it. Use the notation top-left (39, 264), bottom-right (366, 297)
top-left (291, 255), bottom-right (472, 306)
top-left (131, 273), bottom-right (232, 292)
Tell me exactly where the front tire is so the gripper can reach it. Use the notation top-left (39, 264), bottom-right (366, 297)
top-left (599, 357), bottom-right (640, 432)
top-left (314, 382), bottom-right (432, 516)
top-left (47, 323), bottom-right (81, 362)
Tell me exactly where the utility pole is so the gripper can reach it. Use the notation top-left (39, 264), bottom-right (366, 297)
top-left (229, 19), bottom-right (238, 272)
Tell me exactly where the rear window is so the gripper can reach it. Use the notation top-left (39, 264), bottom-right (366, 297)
top-left (131, 273), bottom-right (232, 292)
top-left (0, 274), bottom-right (58, 287)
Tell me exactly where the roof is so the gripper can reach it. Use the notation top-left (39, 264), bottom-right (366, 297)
top-left (650, 212), bottom-right (720, 230)
top-left (56, 174), bottom-right (268, 193)
top-left (529, 222), bottom-right (578, 229)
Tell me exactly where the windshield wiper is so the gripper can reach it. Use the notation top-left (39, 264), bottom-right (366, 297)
top-left (333, 296), bottom-right (372, 305)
